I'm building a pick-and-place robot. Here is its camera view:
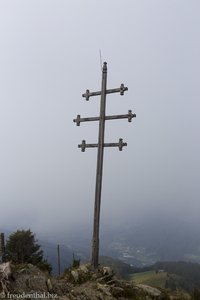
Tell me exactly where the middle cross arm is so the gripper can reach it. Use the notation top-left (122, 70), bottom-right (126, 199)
top-left (73, 110), bottom-right (136, 126)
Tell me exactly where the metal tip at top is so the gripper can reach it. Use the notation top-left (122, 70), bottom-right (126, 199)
top-left (103, 62), bottom-right (107, 71)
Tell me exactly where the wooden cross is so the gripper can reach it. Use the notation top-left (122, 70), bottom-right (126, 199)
top-left (73, 62), bottom-right (136, 269)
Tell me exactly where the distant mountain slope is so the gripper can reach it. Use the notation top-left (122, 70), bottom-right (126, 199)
top-left (60, 216), bottom-right (200, 267)
top-left (99, 256), bottom-right (139, 278)
top-left (132, 270), bottom-right (167, 289)
top-left (135, 261), bottom-right (200, 293)
top-left (100, 216), bottom-right (200, 265)
top-left (99, 257), bottom-right (200, 293)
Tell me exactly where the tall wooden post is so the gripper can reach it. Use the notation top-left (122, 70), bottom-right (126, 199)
top-left (0, 233), bottom-right (6, 263)
top-left (73, 62), bottom-right (136, 269)
top-left (57, 244), bottom-right (61, 275)
top-left (92, 62), bottom-right (107, 268)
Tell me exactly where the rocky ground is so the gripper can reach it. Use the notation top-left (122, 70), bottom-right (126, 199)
top-left (0, 263), bottom-right (175, 299)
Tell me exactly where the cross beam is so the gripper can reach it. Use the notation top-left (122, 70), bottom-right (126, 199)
top-left (74, 62), bottom-right (136, 269)
top-left (73, 110), bottom-right (136, 126)
top-left (78, 138), bottom-right (127, 152)
top-left (82, 83), bottom-right (128, 100)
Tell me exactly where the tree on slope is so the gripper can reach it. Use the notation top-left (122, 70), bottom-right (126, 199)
top-left (6, 229), bottom-right (51, 273)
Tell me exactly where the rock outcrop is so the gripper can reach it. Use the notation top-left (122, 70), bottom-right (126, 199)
top-left (0, 263), bottom-right (170, 300)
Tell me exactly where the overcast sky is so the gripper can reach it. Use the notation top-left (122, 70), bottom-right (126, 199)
top-left (0, 0), bottom-right (199, 240)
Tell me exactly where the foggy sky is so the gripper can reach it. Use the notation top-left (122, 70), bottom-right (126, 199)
top-left (0, 0), bottom-right (199, 240)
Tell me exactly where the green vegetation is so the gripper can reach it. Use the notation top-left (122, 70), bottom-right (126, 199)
top-left (72, 253), bottom-right (80, 268)
top-left (191, 289), bottom-right (200, 300)
top-left (151, 261), bottom-right (200, 293)
top-left (129, 261), bottom-right (200, 298)
top-left (132, 270), bottom-right (167, 288)
top-left (6, 229), bottom-right (52, 273)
